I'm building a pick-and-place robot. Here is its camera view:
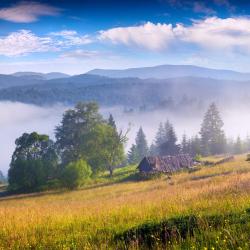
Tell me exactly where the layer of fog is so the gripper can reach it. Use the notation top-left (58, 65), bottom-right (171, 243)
top-left (0, 102), bottom-right (249, 175)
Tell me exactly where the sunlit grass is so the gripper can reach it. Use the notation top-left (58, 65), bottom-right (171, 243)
top-left (0, 155), bottom-right (250, 249)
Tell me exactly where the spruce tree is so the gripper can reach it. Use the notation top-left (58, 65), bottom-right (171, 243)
top-left (135, 127), bottom-right (149, 160)
top-left (189, 136), bottom-right (201, 156)
top-left (155, 122), bottom-right (165, 154)
top-left (234, 136), bottom-right (243, 154)
top-left (159, 121), bottom-right (179, 156)
top-left (108, 114), bottom-right (116, 130)
top-left (199, 103), bottom-right (226, 156)
top-left (149, 143), bottom-right (157, 156)
top-left (181, 133), bottom-right (189, 154)
top-left (127, 144), bottom-right (139, 164)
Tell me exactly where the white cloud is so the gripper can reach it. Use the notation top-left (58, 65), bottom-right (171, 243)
top-left (177, 17), bottom-right (250, 52)
top-left (100, 18), bottom-right (250, 53)
top-left (0, 29), bottom-right (93, 57)
top-left (0, 30), bottom-right (55, 56)
top-left (99, 22), bottom-right (175, 51)
top-left (0, 1), bottom-right (60, 23)
top-left (50, 29), bottom-right (92, 46)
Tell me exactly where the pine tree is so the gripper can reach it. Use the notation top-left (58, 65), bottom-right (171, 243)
top-left (135, 127), bottom-right (149, 160)
top-left (181, 133), bottom-right (189, 154)
top-left (127, 144), bottom-right (139, 164)
top-left (189, 136), bottom-right (201, 156)
top-left (245, 135), bottom-right (250, 152)
top-left (159, 120), bottom-right (179, 156)
top-left (149, 143), bottom-right (157, 156)
top-left (108, 114), bottom-right (116, 130)
top-left (199, 103), bottom-right (226, 156)
top-left (155, 122), bottom-right (165, 154)
top-left (234, 136), bottom-right (243, 154)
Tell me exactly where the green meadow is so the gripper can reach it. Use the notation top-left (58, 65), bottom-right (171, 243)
top-left (0, 155), bottom-right (250, 249)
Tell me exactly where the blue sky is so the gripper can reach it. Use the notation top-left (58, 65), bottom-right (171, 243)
top-left (1, 0), bottom-right (250, 74)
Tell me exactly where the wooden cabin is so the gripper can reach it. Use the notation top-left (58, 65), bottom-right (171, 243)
top-left (138, 154), bottom-right (193, 175)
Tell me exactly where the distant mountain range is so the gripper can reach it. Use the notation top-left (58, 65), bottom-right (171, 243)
top-left (0, 74), bottom-right (248, 111)
top-left (0, 72), bottom-right (70, 89)
top-left (11, 72), bottom-right (70, 80)
top-left (0, 64), bottom-right (249, 111)
top-left (87, 64), bottom-right (250, 81)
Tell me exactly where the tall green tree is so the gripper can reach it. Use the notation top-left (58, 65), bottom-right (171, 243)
top-left (149, 143), bottom-right (157, 156)
top-left (234, 136), bottom-right (243, 154)
top-left (56, 103), bottom-right (126, 175)
top-left (200, 103), bottom-right (226, 155)
top-left (159, 121), bottom-right (179, 156)
top-left (99, 122), bottom-right (127, 176)
top-left (155, 122), bottom-right (166, 154)
top-left (189, 136), bottom-right (201, 156)
top-left (181, 133), bottom-right (189, 154)
top-left (8, 132), bottom-right (58, 192)
top-left (127, 144), bottom-right (139, 164)
top-left (55, 102), bottom-right (103, 165)
top-left (108, 114), bottom-right (117, 130)
top-left (135, 127), bottom-right (148, 160)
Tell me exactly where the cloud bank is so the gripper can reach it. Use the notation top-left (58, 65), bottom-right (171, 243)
top-left (100, 17), bottom-right (250, 53)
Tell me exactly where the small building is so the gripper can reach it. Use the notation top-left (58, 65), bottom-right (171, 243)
top-left (138, 154), bottom-right (193, 175)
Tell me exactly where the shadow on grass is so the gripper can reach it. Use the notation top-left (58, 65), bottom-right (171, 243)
top-left (115, 209), bottom-right (250, 249)
top-left (0, 188), bottom-right (69, 201)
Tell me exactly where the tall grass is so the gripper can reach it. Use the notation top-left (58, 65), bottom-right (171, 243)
top-left (0, 155), bottom-right (250, 249)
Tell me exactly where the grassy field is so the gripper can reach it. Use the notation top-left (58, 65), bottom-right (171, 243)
top-left (1, 155), bottom-right (250, 249)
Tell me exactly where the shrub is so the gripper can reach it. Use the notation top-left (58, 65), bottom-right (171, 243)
top-left (194, 154), bottom-right (202, 162)
top-left (139, 171), bottom-right (166, 180)
top-left (60, 159), bottom-right (92, 189)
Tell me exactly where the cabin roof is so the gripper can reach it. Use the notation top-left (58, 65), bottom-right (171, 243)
top-left (138, 154), bottom-right (193, 174)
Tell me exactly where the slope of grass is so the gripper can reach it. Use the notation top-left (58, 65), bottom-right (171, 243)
top-left (0, 155), bottom-right (250, 249)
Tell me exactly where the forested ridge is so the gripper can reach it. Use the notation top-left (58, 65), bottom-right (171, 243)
top-left (0, 74), bottom-right (250, 110)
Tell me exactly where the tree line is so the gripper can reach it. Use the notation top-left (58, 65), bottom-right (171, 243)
top-left (128, 103), bottom-right (250, 164)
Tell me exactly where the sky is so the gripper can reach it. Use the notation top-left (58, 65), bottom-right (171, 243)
top-left (1, 0), bottom-right (250, 74)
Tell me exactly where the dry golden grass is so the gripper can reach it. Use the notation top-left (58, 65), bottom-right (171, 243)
top-left (0, 155), bottom-right (250, 249)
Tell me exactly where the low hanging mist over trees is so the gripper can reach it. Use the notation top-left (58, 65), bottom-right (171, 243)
top-left (128, 103), bottom-right (250, 164)
top-left (7, 101), bottom-right (250, 193)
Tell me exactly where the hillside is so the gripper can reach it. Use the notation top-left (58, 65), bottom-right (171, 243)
top-left (0, 155), bottom-right (250, 249)
top-left (88, 64), bottom-right (250, 81)
top-left (0, 75), bottom-right (248, 109)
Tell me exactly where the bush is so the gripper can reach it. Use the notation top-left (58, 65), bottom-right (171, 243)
top-left (139, 171), bottom-right (166, 180)
top-left (194, 154), bottom-right (202, 162)
top-left (39, 179), bottom-right (62, 191)
top-left (60, 159), bottom-right (92, 189)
